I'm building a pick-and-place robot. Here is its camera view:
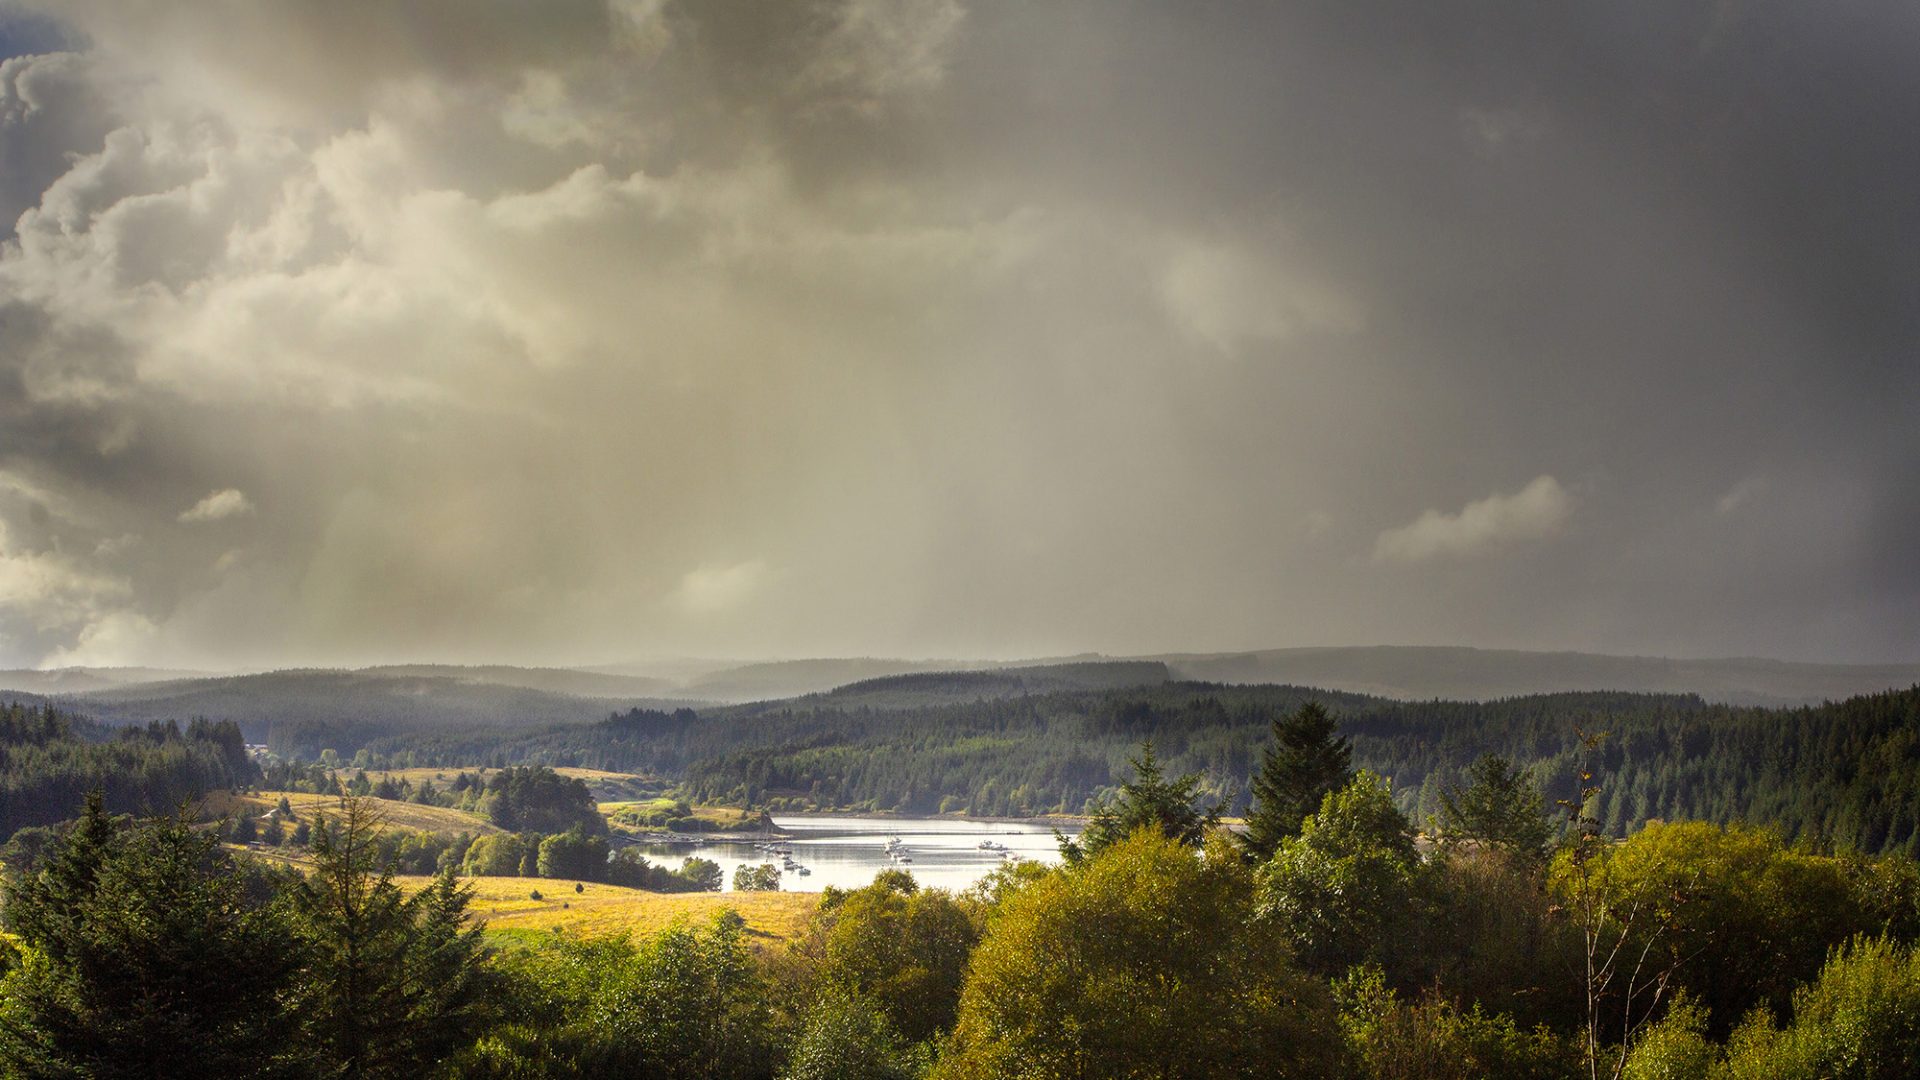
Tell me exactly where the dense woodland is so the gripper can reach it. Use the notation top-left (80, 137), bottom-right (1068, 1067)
top-left (4, 706), bottom-right (1920, 1078)
top-left (0, 701), bottom-right (254, 839)
top-left (6, 681), bottom-right (1920, 1073)
top-left (331, 681), bottom-right (1920, 855)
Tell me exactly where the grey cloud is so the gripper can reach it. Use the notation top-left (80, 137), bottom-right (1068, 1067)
top-left (0, 51), bottom-right (116, 233)
top-left (0, 1), bottom-right (1913, 669)
top-left (1373, 477), bottom-right (1575, 564)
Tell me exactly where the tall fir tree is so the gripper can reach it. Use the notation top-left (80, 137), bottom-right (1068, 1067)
top-left (292, 796), bottom-right (489, 1080)
top-left (1062, 742), bottom-right (1220, 861)
top-left (1435, 754), bottom-right (1553, 861)
top-left (1241, 702), bottom-right (1354, 861)
top-left (0, 805), bottom-right (300, 1078)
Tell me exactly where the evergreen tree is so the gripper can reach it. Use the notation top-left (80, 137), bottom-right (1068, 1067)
top-left (0, 808), bottom-right (300, 1078)
top-left (1242, 702), bottom-right (1353, 861)
top-left (1063, 742), bottom-right (1219, 861)
top-left (292, 797), bottom-right (489, 1079)
top-left (3, 791), bottom-right (116, 963)
top-left (1435, 754), bottom-right (1553, 860)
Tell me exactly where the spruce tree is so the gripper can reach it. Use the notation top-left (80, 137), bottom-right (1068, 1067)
top-left (1241, 702), bottom-right (1354, 861)
top-left (1063, 742), bottom-right (1219, 861)
top-left (292, 797), bottom-right (489, 1079)
top-left (3, 790), bottom-right (116, 960)
top-left (1435, 754), bottom-right (1552, 860)
top-left (0, 807), bottom-right (300, 1078)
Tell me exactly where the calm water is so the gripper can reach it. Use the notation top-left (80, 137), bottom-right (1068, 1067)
top-left (640, 815), bottom-right (1076, 893)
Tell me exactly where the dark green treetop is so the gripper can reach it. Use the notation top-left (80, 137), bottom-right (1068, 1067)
top-left (1062, 741), bottom-right (1220, 862)
top-left (1435, 754), bottom-right (1553, 860)
top-left (1241, 702), bottom-right (1354, 861)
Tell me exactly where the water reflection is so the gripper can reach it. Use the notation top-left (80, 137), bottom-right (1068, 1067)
top-left (640, 815), bottom-right (1077, 893)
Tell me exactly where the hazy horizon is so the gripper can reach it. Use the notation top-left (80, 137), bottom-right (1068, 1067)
top-left (2, 2), bottom-right (1916, 671)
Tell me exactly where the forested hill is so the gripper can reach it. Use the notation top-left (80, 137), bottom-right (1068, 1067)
top-left (1155, 645), bottom-right (1920, 705)
top-left (0, 700), bottom-right (257, 839)
top-left (734, 661), bottom-right (1171, 713)
top-left (344, 679), bottom-right (1920, 855)
top-left (61, 669), bottom-right (700, 751)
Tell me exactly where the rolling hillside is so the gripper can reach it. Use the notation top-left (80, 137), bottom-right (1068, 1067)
top-left (1153, 646), bottom-right (1920, 706)
top-left (59, 669), bottom-right (694, 753)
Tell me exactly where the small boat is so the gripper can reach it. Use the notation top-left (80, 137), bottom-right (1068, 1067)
top-left (796, 866), bottom-right (811, 876)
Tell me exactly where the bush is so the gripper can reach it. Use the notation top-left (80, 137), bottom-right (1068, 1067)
top-left (937, 829), bottom-right (1345, 1079)
top-left (780, 990), bottom-right (915, 1080)
top-left (1258, 772), bottom-right (1419, 978)
top-left (1336, 965), bottom-right (1578, 1080)
top-left (1717, 936), bottom-right (1920, 1079)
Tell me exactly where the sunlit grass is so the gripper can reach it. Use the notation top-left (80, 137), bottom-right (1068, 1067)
top-left (343, 765), bottom-right (662, 801)
top-left (393, 874), bottom-right (818, 943)
top-left (230, 791), bottom-right (503, 836)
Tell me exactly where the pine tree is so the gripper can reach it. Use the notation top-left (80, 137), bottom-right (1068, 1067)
top-left (1241, 702), bottom-right (1354, 861)
top-left (0, 808), bottom-right (300, 1078)
top-left (3, 790), bottom-right (116, 962)
top-left (292, 797), bottom-right (489, 1079)
top-left (1435, 754), bottom-right (1553, 860)
top-left (1063, 742), bottom-right (1219, 861)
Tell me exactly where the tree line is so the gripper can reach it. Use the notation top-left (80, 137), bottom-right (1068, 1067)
top-left (336, 684), bottom-right (1920, 855)
top-left (8, 703), bottom-right (1920, 1077)
top-left (0, 701), bottom-right (255, 839)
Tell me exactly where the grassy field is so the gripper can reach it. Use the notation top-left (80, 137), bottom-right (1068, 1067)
top-left (600, 799), bottom-right (763, 835)
top-left (225, 791), bottom-right (504, 837)
top-left (351, 766), bottom-right (661, 802)
top-left (225, 846), bottom-right (816, 945)
top-left (394, 875), bottom-right (818, 944)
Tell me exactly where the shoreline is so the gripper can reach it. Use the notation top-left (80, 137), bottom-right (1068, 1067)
top-left (624, 810), bottom-right (1088, 847)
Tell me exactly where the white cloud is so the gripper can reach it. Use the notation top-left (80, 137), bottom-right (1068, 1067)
top-left (1715, 475), bottom-right (1768, 515)
top-left (42, 609), bottom-right (160, 668)
top-left (1159, 240), bottom-right (1359, 354)
top-left (672, 560), bottom-right (770, 615)
top-left (1373, 476), bottom-right (1574, 563)
top-left (1459, 106), bottom-right (1549, 153)
top-left (178, 488), bottom-right (253, 523)
top-left (799, 0), bottom-right (966, 110)
top-left (0, 519), bottom-right (130, 635)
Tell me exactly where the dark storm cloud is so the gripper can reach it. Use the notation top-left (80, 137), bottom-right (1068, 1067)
top-left (0, 0), bottom-right (1912, 668)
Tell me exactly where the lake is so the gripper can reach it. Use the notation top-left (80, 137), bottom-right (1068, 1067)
top-left (640, 815), bottom-right (1077, 893)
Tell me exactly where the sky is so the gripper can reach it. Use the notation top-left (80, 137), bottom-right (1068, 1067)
top-left (0, 0), bottom-right (1915, 671)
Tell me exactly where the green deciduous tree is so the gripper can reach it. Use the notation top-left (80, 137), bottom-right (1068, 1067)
top-left (679, 857), bottom-right (724, 892)
top-left (780, 989), bottom-right (915, 1080)
top-left (1715, 936), bottom-right (1920, 1079)
top-left (1242, 702), bottom-right (1354, 861)
top-left (734, 863), bottom-right (782, 892)
top-left (1335, 964), bottom-right (1579, 1080)
top-left (1258, 771), bottom-right (1421, 978)
top-left (937, 829), bottom-right (1345, 1080)
top-left (1549, 821), bottom-right (1865, 1043)
top-left (458, 912), bottom-right (771, 1079)
top-left (1617, 994), bottom-right (1717, 1080)
top-left (805, 872), bottom-right (979, 1042)
top-left (536, 826), bottom-right (608, 881)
